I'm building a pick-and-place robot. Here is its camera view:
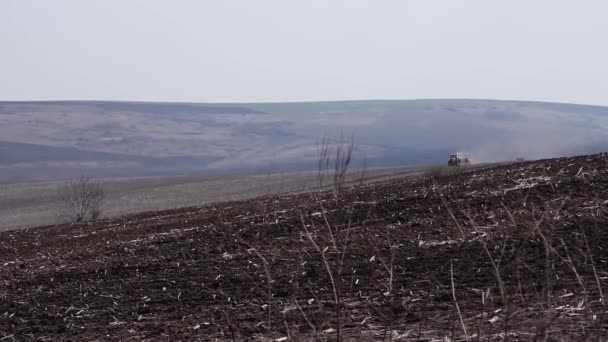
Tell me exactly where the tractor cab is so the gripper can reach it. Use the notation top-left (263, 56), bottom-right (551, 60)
top-left (448, 153), bottom-right (460, 166)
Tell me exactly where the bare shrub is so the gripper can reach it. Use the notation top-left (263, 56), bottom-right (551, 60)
top-left (359, 155), bottom-right (368, 186)
top-left (315, 133), bottom-right (355, 198)
top-left (60, 176), bottom-right (105, 223)
top-left (332, 134), bottom-right (354, 196)
top-left (316, 136), bottom-right (331, 188)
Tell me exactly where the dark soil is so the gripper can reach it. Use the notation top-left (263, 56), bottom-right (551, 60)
top-left (2, 153), bottom-right (608, 341)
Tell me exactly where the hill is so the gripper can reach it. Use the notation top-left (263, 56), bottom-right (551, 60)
top-left (1, 153), bottom-right (607, 340)
top-left (1, 99), bottom-right (608, 182)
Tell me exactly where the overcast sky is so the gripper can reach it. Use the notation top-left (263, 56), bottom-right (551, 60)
top-left (1, 1), bottom-right (607, 105)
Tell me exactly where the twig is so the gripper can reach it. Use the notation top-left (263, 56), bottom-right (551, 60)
top-left (300, 210), bottom-right (341, 341)
top-left (440, 195), bottom-right (466, 239)
top-left (318, 199), bottom-right (338, 251)
top-left (450, 259), bottom-right (470, 342)
top-left (464, 212), bottom-right (506, 305)
top-left (582, 224), bottom-right (604, 302)
top-left (294, 298), bottom-right (318, 339)
top-left (242, 241), bottom-right (273, 332)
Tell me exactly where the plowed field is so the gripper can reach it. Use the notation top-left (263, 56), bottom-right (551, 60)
top-left (2, 154), bottom-right (608, 341)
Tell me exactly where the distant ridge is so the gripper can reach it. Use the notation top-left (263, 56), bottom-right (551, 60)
top-left (1, 99), bottom-right (607, 182)
top-left (0, 100), bottom-right (262, 115)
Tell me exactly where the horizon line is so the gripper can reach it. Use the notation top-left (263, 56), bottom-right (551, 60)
top-left (1, 97), bottom-right (607, 108)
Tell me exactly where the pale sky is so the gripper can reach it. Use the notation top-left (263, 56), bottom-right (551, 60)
top-left (1, 1), bottom-right (607, 105)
